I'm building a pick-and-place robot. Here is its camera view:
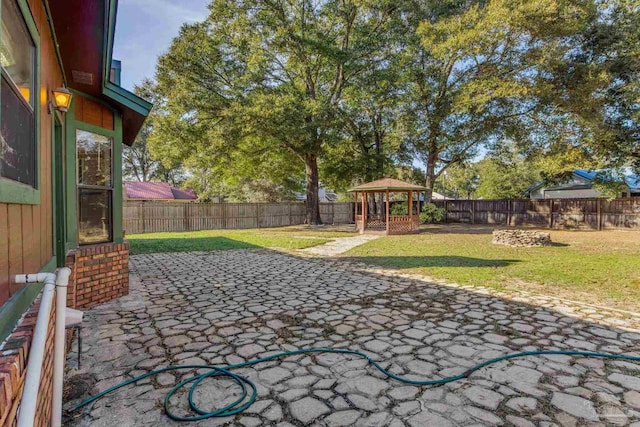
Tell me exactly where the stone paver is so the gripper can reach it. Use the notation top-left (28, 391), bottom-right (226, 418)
top-left (300, 234), bottom-right (380, 256)
top-left (64, 249), bottom-right (640, 426)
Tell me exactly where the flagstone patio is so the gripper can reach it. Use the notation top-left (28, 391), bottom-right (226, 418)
top-left (64, 249), bottom-right (640, 426)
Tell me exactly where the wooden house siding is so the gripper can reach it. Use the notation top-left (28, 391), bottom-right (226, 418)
top-left (0, 0), bottom-right (64, 306)
top-left (74, 95), bottom-right (115, 130)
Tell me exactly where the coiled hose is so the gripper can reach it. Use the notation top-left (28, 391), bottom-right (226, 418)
top-left (67, 347), bottom-right (640, 422)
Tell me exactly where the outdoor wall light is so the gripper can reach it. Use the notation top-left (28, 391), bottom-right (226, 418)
top-left (52, 86), bottom-right (73, 113)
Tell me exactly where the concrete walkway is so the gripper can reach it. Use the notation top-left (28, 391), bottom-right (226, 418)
top-left (65, 250), bottom-right (640, 426)
top-left (300, 234), bottom-right (380, 256)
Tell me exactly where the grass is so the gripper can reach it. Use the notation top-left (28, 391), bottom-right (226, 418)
top-left (343, 227), bottom-right (640, 312)
top-left (127, 226), bottom-right (357, 255)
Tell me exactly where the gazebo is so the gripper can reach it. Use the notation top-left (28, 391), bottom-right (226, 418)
top-left (348, 178), bottom-right (428, 235)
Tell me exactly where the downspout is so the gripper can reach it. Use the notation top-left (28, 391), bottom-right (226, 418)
top-left (15, 268), bottom-right (71, 427)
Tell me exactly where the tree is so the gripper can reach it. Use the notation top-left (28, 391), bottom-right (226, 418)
top-left (153, 0), bottom-right (397, 224)
top-left (398, 0), bottom-right (594, 201)
top-left (323, 58), bottom-right (407, 214)
top-left (519, 0), bottom-right (640, 178)
top-left (122, 129), bottom-right (154, 182)
top-left (475, 157), bottom-right (540, 199)
top-left (434, 163), bottom-right (479, 199)
top-left (122, 80), bottom-right (159, 182)
top-left (324, 57), bottom-right (404, 187)
top-left (123, 79), bottom-right (185, 184)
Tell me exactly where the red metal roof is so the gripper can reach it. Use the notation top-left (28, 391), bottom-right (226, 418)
top-left (124, 182), bottom-right (197, 200)
top-left (171, 187), bottom-right (198, 200)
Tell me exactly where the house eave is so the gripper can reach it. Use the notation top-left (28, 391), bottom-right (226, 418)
top-left (48, 0), bottom-right (152, 145)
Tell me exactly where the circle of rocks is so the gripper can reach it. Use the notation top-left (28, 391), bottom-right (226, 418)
top-left (492, 229), bottom-right (552, 247)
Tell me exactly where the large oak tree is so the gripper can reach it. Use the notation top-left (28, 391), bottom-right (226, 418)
top-left (153, 0), bottom-right (396, 224)
top-left (398, 0), bottom-right (595, 201)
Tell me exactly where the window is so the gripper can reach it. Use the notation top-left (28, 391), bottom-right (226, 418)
top-left (0, 0), bottom-right (36, 187)
top-left (77, 130), bottom-right (113, 244)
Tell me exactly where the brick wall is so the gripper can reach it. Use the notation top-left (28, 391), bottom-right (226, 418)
top-left (0, 241), bottom-right (130, 425)
top-left (0, 296), bottom-right (55, 427)
top-left (66, 242), bottom-right (129, 309)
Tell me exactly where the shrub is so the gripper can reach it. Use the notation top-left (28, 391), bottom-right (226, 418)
top-left (390, 202), bottom-right (408, 216)
top-left (419, 203), bottom-right (445, 224)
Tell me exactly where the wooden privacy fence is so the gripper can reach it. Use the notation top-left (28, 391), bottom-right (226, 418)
top-left (432, 198), bottom-right (640, 230)
top-left (123, 201), bottom-right (354, 234)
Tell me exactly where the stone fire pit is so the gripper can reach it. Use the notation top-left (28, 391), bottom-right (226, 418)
top-left (492, 229), bottom-right (551, 247)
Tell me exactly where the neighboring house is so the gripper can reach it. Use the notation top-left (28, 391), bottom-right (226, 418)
top-left (419, 192), bottom-right (452, 201)
top-left (528, 169), bottom-right (640, 199)
top-left (0, 1), bottom-right (151, 425)
top-left (295, 186), bottom-right (338, 202)
top-left (124, 181), bottom-right (198, 201)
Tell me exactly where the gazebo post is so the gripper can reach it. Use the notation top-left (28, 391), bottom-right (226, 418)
top-left (361, 191), bottom-right (367, 233)
top-left (385, 190), bottom-right (390, 235)
top-left (354, 191), bottom-right (358, 231)
top-left (408, 190), bottom-right (413, 220)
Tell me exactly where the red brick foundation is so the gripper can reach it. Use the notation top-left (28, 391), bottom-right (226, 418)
top-left (0, 241), bottom-right (130, 425)
top-left (0, 296), bottom-right (55, 427)
top-left (66, 242), bottom-right (129, 309)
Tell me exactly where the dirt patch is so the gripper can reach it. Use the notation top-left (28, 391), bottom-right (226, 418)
top-left (63, 373), bottom-right (97, 402)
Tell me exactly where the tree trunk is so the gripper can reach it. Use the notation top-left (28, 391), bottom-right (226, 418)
top-left (305, 153), bottom-right (322, 225)
top-left (370, 193), bottom-right (377, 216)
top-left (424, 153), bottom-right (437, 203)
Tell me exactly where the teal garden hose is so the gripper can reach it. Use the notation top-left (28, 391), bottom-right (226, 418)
top-left (68, 347), bottom-right (640, 422)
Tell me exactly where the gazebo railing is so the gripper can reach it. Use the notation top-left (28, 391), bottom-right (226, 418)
top-left (356, 214), bottom-right (420, 233)
top-left (388, 215), bottom-right (420, 234)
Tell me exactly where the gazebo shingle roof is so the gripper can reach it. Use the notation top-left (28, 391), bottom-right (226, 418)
top-left (348, 178), bottom-right (427, 192)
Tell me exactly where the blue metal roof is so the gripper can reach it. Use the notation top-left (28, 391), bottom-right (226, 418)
top-left (626, 174), bottom-right (640, 190)
top-left (526, 169), bottom-right (640, 194)
top-left (573, 169), bottom-right (598, 181)
top-left (574, 169), bottom-right (639, 190)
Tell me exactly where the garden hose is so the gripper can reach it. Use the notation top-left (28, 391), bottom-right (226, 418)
top-left (67, 347), bottom-right (640, 422)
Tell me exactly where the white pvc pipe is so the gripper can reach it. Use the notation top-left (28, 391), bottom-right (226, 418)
top-left (14, 268), bottom-right (71, 427)
top-left (51, 268), bottom-right (71, 427)
top-left (15, 272), bottom-right (56, 427)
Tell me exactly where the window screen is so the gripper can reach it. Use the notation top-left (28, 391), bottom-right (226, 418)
top-left (77, 130), bottom-right (113, 244)
top-left (1, 75), bottom-right (35, 186)
top-left (77, 130), bottom-right (112, 187)
top-left (0, 0), bottom-right (36, 187)
top-left (78, 189), bottom-right (112, 244)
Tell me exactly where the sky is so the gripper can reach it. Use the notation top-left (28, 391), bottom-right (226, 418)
top-left (113, 0), bottom-right (210, 91)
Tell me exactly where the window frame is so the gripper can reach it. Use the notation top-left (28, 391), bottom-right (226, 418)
top-left (75, 124), bottom-right (115, 245)
top-left (0, 0), bottom-right (41, 204)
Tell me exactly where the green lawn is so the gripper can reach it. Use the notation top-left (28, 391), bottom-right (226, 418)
top-left (127, 226), bottom-right (357, 255)
top-left (344, 228), bottom-right (640, 312)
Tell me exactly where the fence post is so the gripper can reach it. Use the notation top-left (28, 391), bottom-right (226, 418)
top-left (141, 201), bottom-right (146, 233)
top-left (471, 200), bottom-right (475, 225)
top-left (331, 203), bottom-right (335, 225)
top-left (256, 203), bottom-right (260, 228)
top-left (444, 201), bottom-right (449, 223)
top-left (221, 202), bottom-right (226, 229)
top-left (597, 198), bottom-right (602, 230)
top-left (507, 199), bottom-right (511, 226)
top-left (549, 199), bottom-right (554, 229)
